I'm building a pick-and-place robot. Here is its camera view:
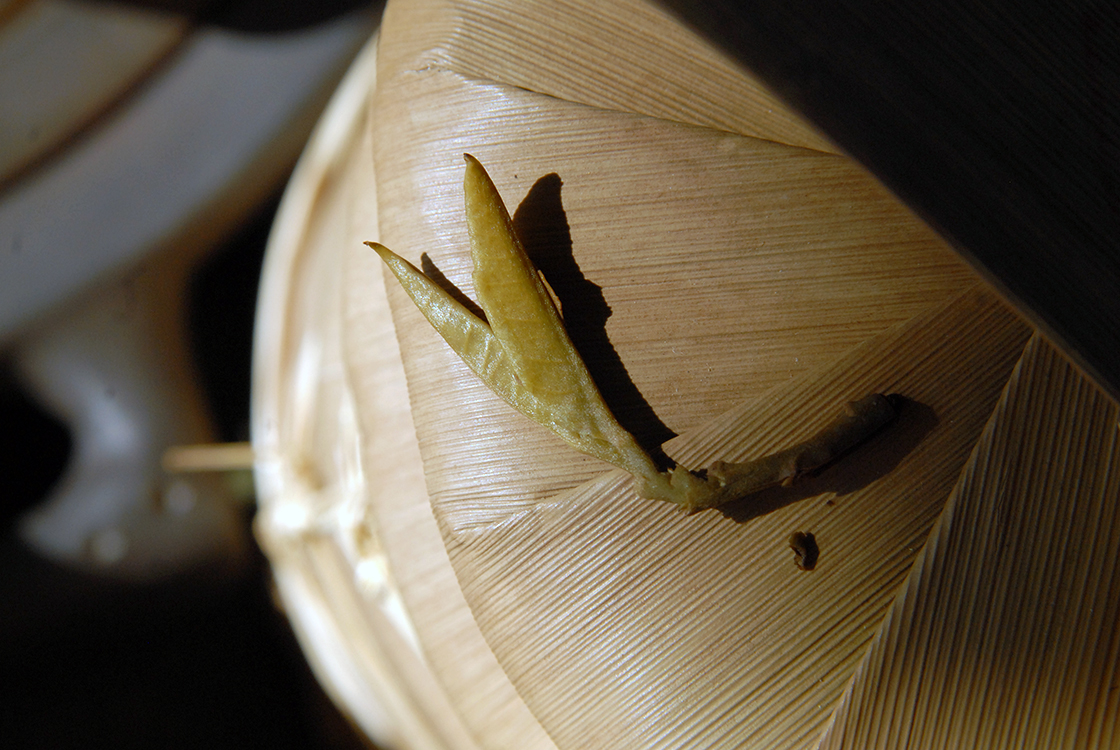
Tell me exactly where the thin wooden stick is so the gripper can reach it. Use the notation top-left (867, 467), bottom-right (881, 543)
top-left (162, 442), bottom-right (255, 473)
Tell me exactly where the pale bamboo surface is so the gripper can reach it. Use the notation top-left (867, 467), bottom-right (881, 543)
top-left (256, 0), bottom-right (1120, 748)
top-left (446, 286), bottom-right (1030, 748)
top-left (253, 38), bottom-right (477, 750)
top-left (374, 0), bottom-right (836, 154)
top-left (370, 81), bottom-right (977, 531)
top-left (364, 0), bottom-right (1010, 747)
top-left (342, 94), bottom-right (559, 750)
top-left (821, 335), bottom-right (1120, 749)
top-left (253, 33), bottom-right (556, 750)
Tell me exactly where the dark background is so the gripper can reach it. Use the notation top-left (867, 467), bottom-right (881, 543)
top-left (662, 0), bottom-right (1120, 404)
top-left (0, 191), bottom-right (372, 749)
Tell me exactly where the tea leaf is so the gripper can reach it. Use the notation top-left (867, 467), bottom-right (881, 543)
top-left (371, 156), bottom-right (896, 512)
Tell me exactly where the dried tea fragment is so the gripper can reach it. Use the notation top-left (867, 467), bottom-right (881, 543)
top-left (788, 531), bottom-right (819, 570)
top-left (370, 155), bottom-right (896, 513)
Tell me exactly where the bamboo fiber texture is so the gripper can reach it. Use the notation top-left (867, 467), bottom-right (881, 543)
top-left (442, 287), bottom-right (1031, 748)
top-left (343, 135), bottom-right (560, 750)
top-left (259, 0), bottom-right (1120, 748)
top-left (254, 38), bottom-right (548, 750)
top-left (821, 336), bottom-right (1120, 749)
top-left (365, 0), bottom-right (999, 747)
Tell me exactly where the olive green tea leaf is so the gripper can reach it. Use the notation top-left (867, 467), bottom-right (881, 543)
top-left (370, 155), bottom-right (896, 513)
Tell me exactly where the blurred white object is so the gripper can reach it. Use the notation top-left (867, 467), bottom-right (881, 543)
top-left (15, 269), bottom-right (247, 578)
top-left (0, 1), bottom-right (378, 577)
top-left (0, 0), bottom-right (188, 184)
top-left (0, 8), bottom-right (376, 338)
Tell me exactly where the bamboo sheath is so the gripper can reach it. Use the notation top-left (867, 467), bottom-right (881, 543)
top-left (442, 287), bottom-right (1030, 749)
top-left (821, 336), bottom-right (1120, 749)
top-left (253, 0), bottom-right (1120, 747)
top-left (254, 38), bottom-right (488, 750)
top-left (254, 35), bottom-right (556, 750)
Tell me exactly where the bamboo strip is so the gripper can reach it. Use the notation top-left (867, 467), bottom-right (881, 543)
top-left (262, 3), bottom-right (1033, 747)
top-left (342, 120), bottom-right (559, 750)
top-left (441, 287), bottom-right (1030, 748)
top-left (366, 5), bottom-right (993, 744)
top-left (267, 532), bottom-right (465, 750)
top-left (253, 38), bottom-right (483, 750)
top-left (821, 336), bottom-right (1120, 749)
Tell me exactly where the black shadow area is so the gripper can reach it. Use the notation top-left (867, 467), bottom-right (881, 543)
top-left (718, 396), bottom-right (939, 524)
top-left (513, 173), bottom-right (677, 453)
